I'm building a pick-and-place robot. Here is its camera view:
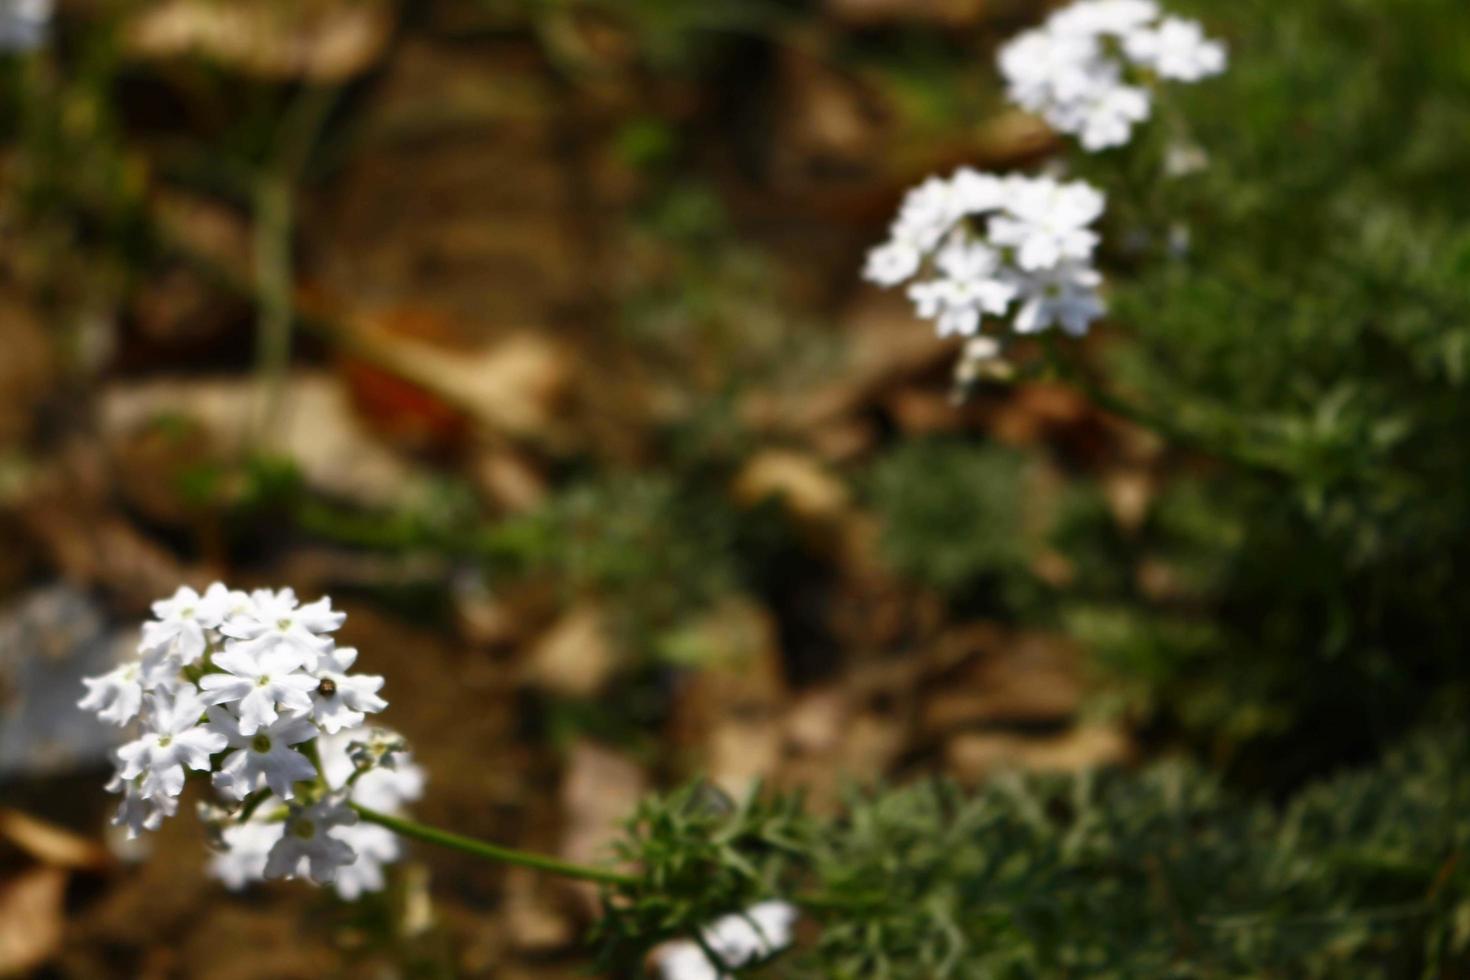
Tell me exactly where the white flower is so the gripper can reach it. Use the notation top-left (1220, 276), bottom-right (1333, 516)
top-left (199, 644), bottom-right (317, 735)
top-left (320, 727), bottom-right (425, 813)
top-left (330, 823), bottom-right (401, 899)
top-left (209, 709), bottom-right (318, 801)
top-left (265, 795), bottom-right (359, 884)
top-left (1050, 0), bottom-right (1160, 36)
top-left (863, 241), bottom-right (922, 287)
top-left (107, 771), bottom-right (180, 838)
top-left (890, 176), bottom-right (965, 253)
top-left (89, 582), bottom-right (423, 901)
top-left (219, 588), bottom-right (343, 671)
top-left (309, 647), bottom-right (387, 735)
top-left (209, 819), bottom-right (284, 890)
top-left (197, 582), bottom-right (254, 628)
top-left (115, 689), bottom-right (227, 800)
top-left (1049, 78), bottom-right (1152, 152)
top-left (907, 239), bottom-right (1018, 338)
top-left (950, 168), bottom-right (1009, 213)
top-left (989, 179), bottom-right (1105, 271)
top-left (79, 662), bottom-right (144, 726)
top-left (656, 901), bottom-right (800, 979)
top-left (1125, 16), bottom-right (1227, 82)
top-left (1012, 261), bottom-right (1106, 336)
top-left (998, 2), bottom-right (1224, 152)
top-left (999, 28), bottom-right (1104, 112)
top-left (139, 585), bottom-right (214, 666)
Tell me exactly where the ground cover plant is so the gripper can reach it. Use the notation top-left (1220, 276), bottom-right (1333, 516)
top-left (2, 0), bottom-right (1469, 976)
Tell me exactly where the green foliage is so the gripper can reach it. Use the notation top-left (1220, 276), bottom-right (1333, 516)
top-left (595, 782), bottom-right (813, 973)
top-left (602, 728), bottom-right (1470, 978)
top-left (994, 0), bottom-right (1470, 783)
top-left (487, 472), bottom-right (751, 631)
top-left (869, 440), bottom-right (1037, 609)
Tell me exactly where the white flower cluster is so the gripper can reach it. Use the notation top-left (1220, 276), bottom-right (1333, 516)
top-left (864, 169), bottom-right (1107, 339)
top-left (999, 0), bottom-right (1227, 151)
top-left (656, 901), bottom-right (799, 980)
top-left (78, 584), bottom-right (422, 899)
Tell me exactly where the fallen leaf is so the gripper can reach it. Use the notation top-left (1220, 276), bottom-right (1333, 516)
top-left (0, 866), bottom-right (66, 975)
top-left (126, 0), bottom-right (394, 81)
top-left (0, 809), bottom-right (112, 872)
top-left (945, 726), bottom-right (1131, 783)
top-left (731, 450), bottom-right (851, 534)
top-left (522, 604), bottom-right (618, 701)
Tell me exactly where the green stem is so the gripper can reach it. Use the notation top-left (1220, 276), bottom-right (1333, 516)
top-left (251, 168), bottom-right (293, 441)
top-left (249, 84), bottom-right (340, 444)
top-left (350, 803), bottom-right (638, 889)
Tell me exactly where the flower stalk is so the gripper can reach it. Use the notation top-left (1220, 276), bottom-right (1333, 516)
top-left (349, 804), bottom-right (638, 888)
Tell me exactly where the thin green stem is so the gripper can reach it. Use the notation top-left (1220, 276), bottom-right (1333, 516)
top-left (251, 168), bottom-right (293, 441)
top-left (249, 85), bottom-right (339, 444)
top-left (350, 803), bottom-right (637, 889)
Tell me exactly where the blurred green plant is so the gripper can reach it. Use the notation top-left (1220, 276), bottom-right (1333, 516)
top-left (1024, 0), bottom-right (1470, 784)
top-left (869, 439), bottom-right (1042, 614)
top-left (596, 726), bottom-right (1470, 978)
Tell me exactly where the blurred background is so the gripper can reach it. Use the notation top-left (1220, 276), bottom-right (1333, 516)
top-left (4, 0), bottom-right (1470, 976)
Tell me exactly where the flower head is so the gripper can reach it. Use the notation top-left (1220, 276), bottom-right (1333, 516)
top-left (1125, 16), bottom-right (1228, 82)
top-left (85, 583), bottom-right (422, 901)
top-left (866, 169), bottom-right (1107, 343)
top-left (998, 1), bottom-right (1226, 152)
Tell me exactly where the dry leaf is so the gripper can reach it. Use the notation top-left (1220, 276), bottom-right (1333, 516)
top-left (522, 604), bottom-right (617, 701)
top-left (731, 450), bottom-right (851, 533)
top-left (127, 0), bottom-right (393, 81)
top-left (945, 726), bottom-right (1131, 783)
top-left (0, 866), bottom-right (66, 976)
top-left (100, 372), bottom-right (431, 509)
top-left (0, 810), bottom-right (112, 872)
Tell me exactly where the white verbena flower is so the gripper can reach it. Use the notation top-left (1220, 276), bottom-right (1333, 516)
top-left (199, 644), bottom-right (318, 735)
top-left (209, 819), bottom-right (284, 890)
top-left (1012, 261), bottom-right (1107, 336)
top-left (309, 647), bottom-right (387, 735)
top-left (1125, 16), bottom-right (1227, 82)
top-left (115, 688), bottom-right (227, 800)
top-left (657, 901), bottom-right (800, 980)
top-left (866, 169), bottom-right (1107, 342)
top-left (209, 708), bottom-right (318, 801)
top-left (1049, 77), bottom-right (1152, 152)
top-left (265, 794), bottom-right (360, 884)
top-left (107, 770), bottom-right (181, 838)
top-left (863, 240), bottom-right (923, 288)
top-left (79, 662), bottom-right (145, 726)
top-left (86, 582), bottom-right (423, 903)
top-left (1049, 0), bottom-right (1160, 37)
top-left (329, 823), bottom-right (401, 899)
top-left (219, 587), bottom-right (343, 672)
top-left (988, 178), bottom-right (1105, 272)
top-left (139, 585), bottom-right (215, 667)
top-left (999, 28), bottom-right (1104, 113)
top-left (997, 1), bottom-right (1226, 152)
